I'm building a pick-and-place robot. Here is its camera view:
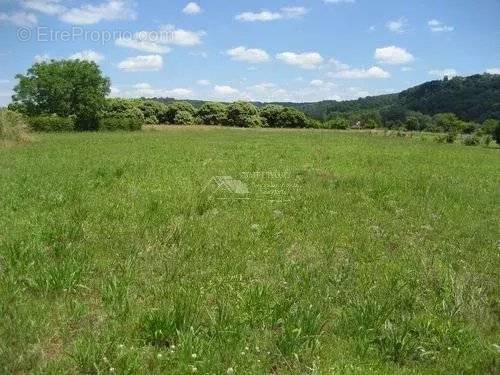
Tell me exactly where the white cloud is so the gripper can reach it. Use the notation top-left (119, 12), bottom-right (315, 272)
top-left (375, 46), bottom-right (414, 65)
top-left (197, 79), bottom-right (211, 86)
top-left (310, 79), bottom-right (324, 87)
top-left (401, 66), bottom-right (413, 72)
top-left (115, 26), bottom-right (204, 53)
top-left (162, 25), bottom-right (205, 46)
top-left (281, 7), bottom-right (308, 19)
top-left (329, 66), bottom-right (390, 79)
top-left (226, 46), bottom-right (270, 63)
top-left (34, 53), bottom-right (51, 62)
top-left (115, 37), bottom-right (171, 54)
top-left (21, 0), bottom-right (65, 15)
top-left (429, 69), bottom-right (458, 78)
top-left (109, 86), bottom-right (121, 97)
top-left (182, 2), bottom-right (201, 15)
top-left (486, 68), bottom-right (500, 74)
top-left (276, 51), bottom-right (324, 69)
top-left (386, 17), bottom-right (407, 34)
top-left (122, 83), bottom-right (192, 98)
top-left (69, 49), bottom-right (104, 62)
top-left (235, 6), bottom-right (308, 22)
top-left (428, 19), bottom-right (454, 32)
top-left (329, 58), bottom-right (350, 71)
top-left (118, 55), bottom-right (163, 72)
top-left (214, 85), bottom-right (239, 96)
top-left (59, 0), bottom-right (136, 25)
top-left (236, 11), bottom-right (282, 22)
top-left (0, 11), bottom-right (37, 27)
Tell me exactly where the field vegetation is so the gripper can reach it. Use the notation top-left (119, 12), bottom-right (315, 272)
top-left (1, 127), bottom-right (499, 373)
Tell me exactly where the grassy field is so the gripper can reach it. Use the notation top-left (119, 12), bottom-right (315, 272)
top-left (0, 127), bottom-right (499, 374)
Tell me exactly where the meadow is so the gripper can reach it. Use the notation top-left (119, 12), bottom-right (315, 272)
top-left (0, 127), bottom-right (499, 374)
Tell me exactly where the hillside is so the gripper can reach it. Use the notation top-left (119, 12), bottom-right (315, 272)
top-left (153, 74), bottom-right (500, 123)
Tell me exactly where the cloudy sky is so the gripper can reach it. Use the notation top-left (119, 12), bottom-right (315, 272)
top-left (0, 0), bottom-right (499, 105)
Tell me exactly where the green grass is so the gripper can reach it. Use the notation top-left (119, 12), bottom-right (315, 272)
top-left (1, 127), bottom-right (499, 374)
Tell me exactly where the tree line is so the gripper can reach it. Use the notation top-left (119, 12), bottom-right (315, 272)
top-left (5, 59), bottom-right (500, 144)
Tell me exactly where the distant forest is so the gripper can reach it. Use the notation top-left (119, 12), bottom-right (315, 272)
top-left (153, 73), bottom-right (500, 123)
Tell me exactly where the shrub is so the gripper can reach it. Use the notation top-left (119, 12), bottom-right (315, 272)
top-left (436, 131), bottom-right (457, 144)
top-left (227, 102), bottom-right (260, 128)
top-left (173, 110), bottom-right (195, 125)
top-left (462, 135), bottom-right (480, 146)
top-left (433, 113), bottom-right (466, 133)
top-left (276, 107), bottom-right (309, 128)
top-left (0, 109), bottom-right (30, 144)
top-left (259, 104), bottom-right (285, 128)
top-left (102, 99), bottom-right (145, 123)
top-left (196, 102), bottom-right (228, 125)
top-left (98, 116), bottom-right (142, 131)
top-left (480, 119), bottom-right (499, 136)
top-left (135, 100), bottom-right (168, 125)
top-left (29, 115), bottom-right (75, 132)
top-left (324, 117), bottom-right (349, 130)
top-left (493, 122), bottom-right (500, 145)
top-left (163, 102), bottom-right (196, 124)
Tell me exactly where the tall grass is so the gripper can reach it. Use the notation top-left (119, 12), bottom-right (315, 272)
top-left (0, 109), bottom-right (31, 146)
top-left (0, 128), bottom-right (498, 373)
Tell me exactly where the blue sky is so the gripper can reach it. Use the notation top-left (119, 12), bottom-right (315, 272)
top-left (0, 0), bottom-right (499, 105)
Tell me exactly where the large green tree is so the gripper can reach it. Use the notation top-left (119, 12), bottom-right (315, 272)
top-left (12, 59), bottom-right (110, 130)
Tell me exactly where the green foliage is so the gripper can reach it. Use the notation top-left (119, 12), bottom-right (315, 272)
top-left (0, 109), bottom-right (30, 144)
top-left (164, 102), bottom-right (196, 124)
top-left (28, 115), bottom-right (75, 132)
top-left (462, 135), bottom-right (480, 146)
top-left (323, 116), bottom-right (349, 129)
top-left (196, 102), bottom-right (228, 125)
top-left (433, 113), bottom-right (466, 133)
top-left (135, 100), bottom-right (168, 125)
top-left (259, 104), bottom-right (285, 128)
top-left (227, 101), bottom-right (261, 128)
top-left (481, 119), bottom-right (499, 136)
top-left (493, 122), bottom-right (500, 144)
top-left (405, 112), bottom-right (433, 131)
top-left (173, 110), bottom-right (195, 125)
top-left (400, 73), bottom-right (500, 122)
top-left (12, 59), bottom-right (110, 130)
top-left (380, 105), bottom-right (408, 128)
top-left (98, 116), bottom-right (142, 131)
top-left (436, 131), bottom-right (458, 144)
top-left (276, 107), bottom-right (309, 128)
top-left (102, 98), bottom-right (145, 123)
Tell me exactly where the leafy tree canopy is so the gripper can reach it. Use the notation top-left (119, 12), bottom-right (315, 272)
top-left (12, 59), bottom-right (110, 130)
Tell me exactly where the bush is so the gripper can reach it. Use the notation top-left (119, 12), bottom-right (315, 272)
top-left (102, 99), bottom-right (145, 123)
top-left (163, 102), bottom-right (196, 124)
top-left (135, 100), bottom-right (168, 125)
top-left (324, 117), bottom-right (349, 130)
top-left (260, 105), bottom-right (285, 128)
top-left (276, 107), bottom-right (309, 128)
top-left (436, 131), bottom-right (457, 144)
top-left (227, 102), bottom-right (260, 128)
top-left (462, 135), bottom-right (480, 146)
top-left (493, 122), bottom-right (500, 145)
top-left (480, 119), bottom-right (499, 136)
top-left (196, 102), bottom-right (228, 125)
top-left (173, 110), bottom-right (195, 125)
top-left (0, 109), bottom-right (30, 144)
top-left (29, 115), bottom-right (75, 132)
top-left (98, 116), bottom-right (142, 131)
